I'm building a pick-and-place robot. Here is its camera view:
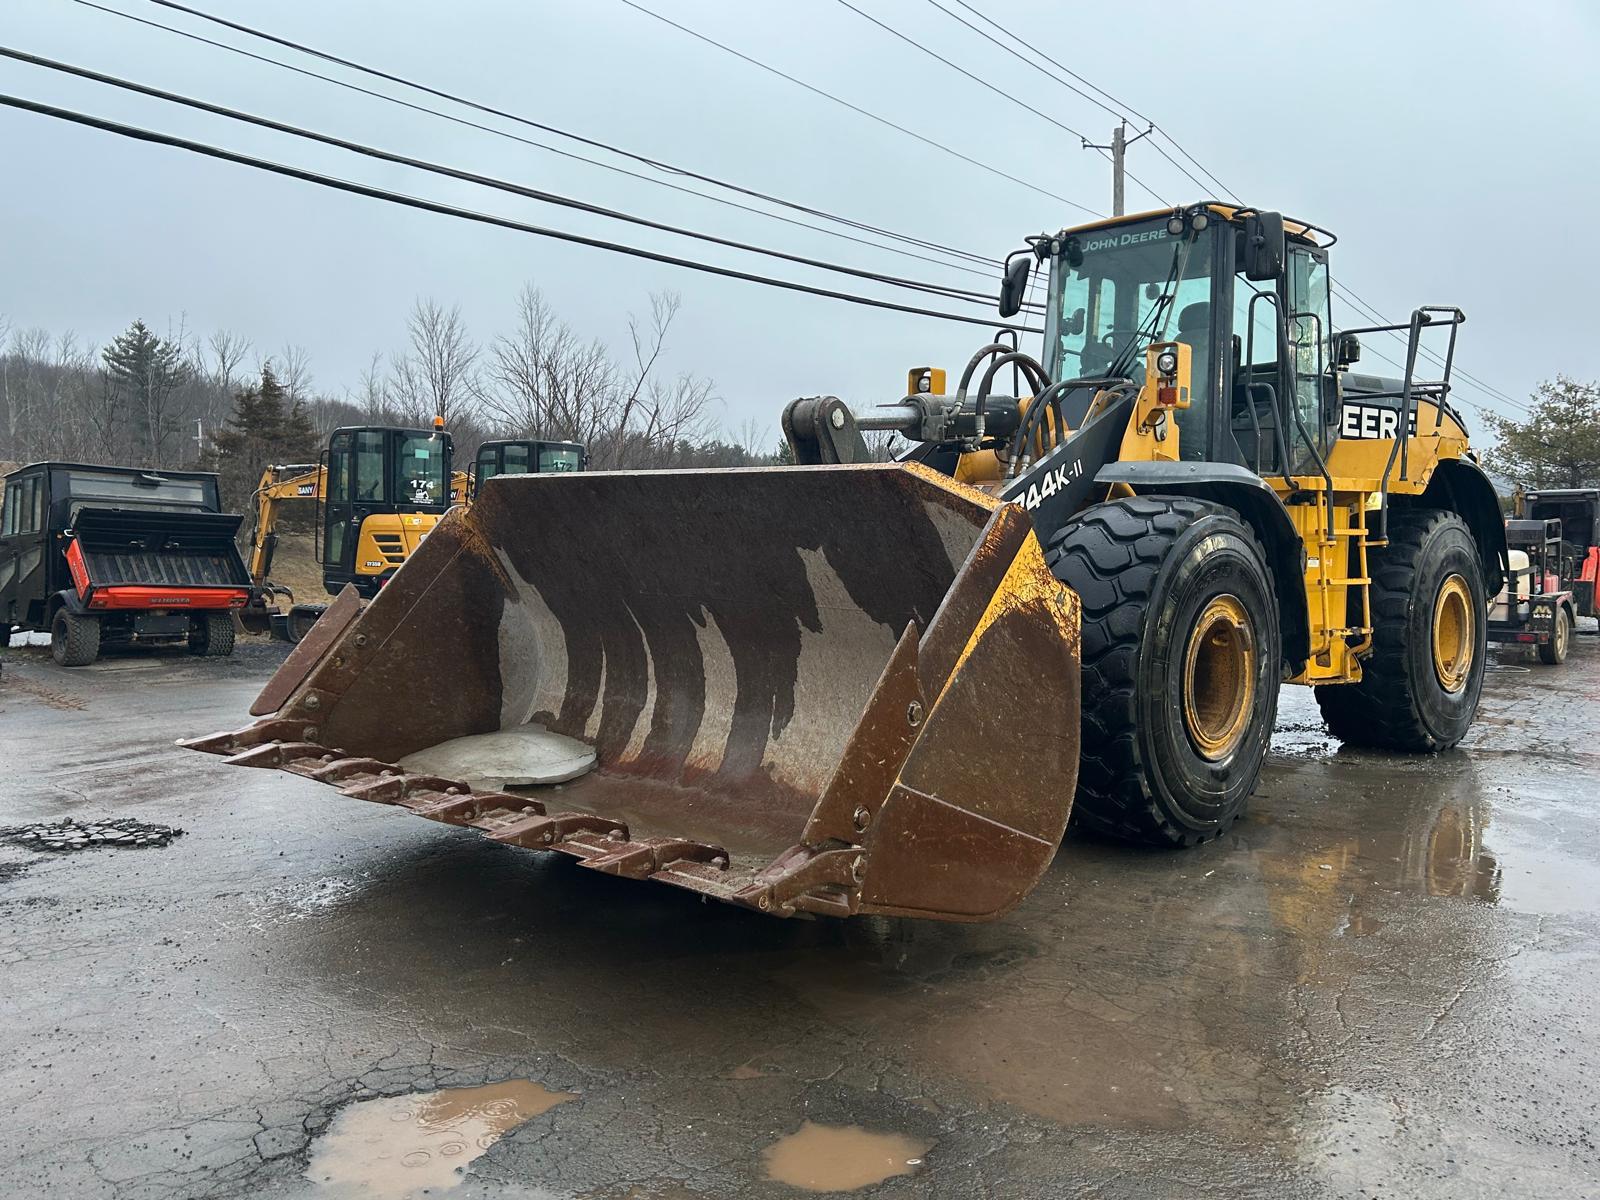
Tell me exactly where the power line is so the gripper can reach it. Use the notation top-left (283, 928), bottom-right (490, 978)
top-left (829, 0), bottom-right (1091, 142)
top-left (99, 0), bottom-right (1005, 276)
top-left (947, 0), bottom-right (1153, 127)
top-left (612, 0), bottom-right (1101, 216)
top-left (829, 0), bottom-right (1167, 210)
top-left (1331, 282), bottom-right (1530, 415)
top-left (0, 92), bottom-right (1044, 333)
top-left (1, 46), bottom-right (1031, 313)
top-left (73, 1), bottom-right (999, 286)
top-left (919, 0), bottom-right (1206, 202)
top-left (940, 0), bottom-right (1237, 203)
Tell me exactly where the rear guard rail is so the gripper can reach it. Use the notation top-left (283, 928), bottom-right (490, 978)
top-left (181, 463), bottom-right (1081, 921)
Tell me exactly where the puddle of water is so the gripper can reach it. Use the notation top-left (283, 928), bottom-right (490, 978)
top-left (1269, 721), bottom-right (1342, 759)
top-left (305, 1079), bottom-right (572, 1198)
top-left (762, 1121), bottom-right (930, 1193)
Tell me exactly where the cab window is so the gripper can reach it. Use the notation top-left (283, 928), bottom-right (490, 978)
top-left (395, 435), bottom-right (446, 505)
top-left (538, 446), bottom-right (582, 473)
top-left (1288, 247), bottom-right (1332, 439)
top-left (2, 477), bottom-right (42, 537)
top-left (353, 431), bottom-right (387, 502)
top-left (502, 443), bottom-right (531, 476)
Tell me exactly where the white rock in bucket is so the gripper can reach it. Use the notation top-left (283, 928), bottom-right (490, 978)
top-left (397, 723), bottom-right (596, 790)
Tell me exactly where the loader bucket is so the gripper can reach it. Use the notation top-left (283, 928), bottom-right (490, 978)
top-left (181, 463), bottom-right (1081, 921)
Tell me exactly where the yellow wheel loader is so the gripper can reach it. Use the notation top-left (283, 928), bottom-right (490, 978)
top-left (188, 203), bottom-right (1506, 922)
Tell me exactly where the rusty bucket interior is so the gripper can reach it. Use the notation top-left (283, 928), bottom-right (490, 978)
top-left (183, 463), bottom-right (1081, 921)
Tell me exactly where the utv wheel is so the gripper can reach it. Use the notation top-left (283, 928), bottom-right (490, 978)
top-left (1045, 496), bottom-right (1281, 847)
top-left (1316, 508), bottom-right (1485, 751)
top-left (188, 612), bottom-right (236, 657)
top-left (1538, 605), bottom-right (1572, 666)
top-left (51, 609), bottom-right (101, 667)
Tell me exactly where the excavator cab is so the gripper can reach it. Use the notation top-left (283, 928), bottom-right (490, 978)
top-left (468, 439), bottom-right (587, 499)
top-left (319, 424), bottom-right (453, 599)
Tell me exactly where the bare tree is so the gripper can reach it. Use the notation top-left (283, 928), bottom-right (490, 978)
top-left (404, 298), bottom-right (478, 424)
top-left (203, 329), bottom-right (252, 393)
top-left (272, 343), bottom-right (314, 406)
top-left (481, 285), bottom-right (613, 444)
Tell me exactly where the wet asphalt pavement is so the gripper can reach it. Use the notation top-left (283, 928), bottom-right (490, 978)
top-left (1, 635), bottom-right (1596, 1199)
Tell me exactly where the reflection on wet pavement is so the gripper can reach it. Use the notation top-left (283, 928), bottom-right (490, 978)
top-left (304, 1080), bottom-right (572, 1198)
top-left (761, 1120), bottom-right (930, 1192)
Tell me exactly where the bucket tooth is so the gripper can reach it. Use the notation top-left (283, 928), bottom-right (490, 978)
top-left (485, 812), bottom-right (629, 849)
top-left (223, 741), bottom-right (325, 769)
top-left (581, 839), bottom-right (729, 879)
top-left (307, 757), bottom-right (395, 784)
top-left (411, 792), bottom-right (545, 825)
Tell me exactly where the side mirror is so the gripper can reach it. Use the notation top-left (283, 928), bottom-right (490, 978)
top-left (1335, 331), bottom-right (1362, 367)
top-left (1241, 211), bottom-right (1285, 281)
top-left (998, 254), bottom-right (1031, 318)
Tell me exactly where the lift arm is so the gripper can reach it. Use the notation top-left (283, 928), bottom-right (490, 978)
top-left (248, 463), bottom-right (323, 585)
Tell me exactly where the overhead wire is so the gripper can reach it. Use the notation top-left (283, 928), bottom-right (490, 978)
top-left (612, 0), bottom-right (1101, 216)
top-left (941, 0), bottom-right (1238, 203)
top-left (1, 46), bottom-right (1033, 312)
top-left (919, 0), bottom-right (1209, 202)
top-left (1332, 281), bottom-right (1528, 413)
top-left (826, 0), bottom-right (1169, 208)
top-left (0, 93), bottom-right (1044, 333)
top-left (84, 0), bottom-right (1005, 277)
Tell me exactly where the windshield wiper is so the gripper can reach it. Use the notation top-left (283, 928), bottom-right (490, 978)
top-left (1106, 235), bottom-right (1194, 381)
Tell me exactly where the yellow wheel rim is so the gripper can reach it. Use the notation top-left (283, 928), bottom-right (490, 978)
top-left (1432, 573), bottom-right (1474, 694)
top-left (1182, 594), bottom-right (1257, 761)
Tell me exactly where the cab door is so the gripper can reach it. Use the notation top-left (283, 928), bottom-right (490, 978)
top-left (322, 432), bottom-right (356, 581)
top-left (0, 471), bottom-right (47, 629)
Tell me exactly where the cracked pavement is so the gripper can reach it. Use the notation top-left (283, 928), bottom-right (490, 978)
top-left (0, 636), bottom-right (1596, 1198)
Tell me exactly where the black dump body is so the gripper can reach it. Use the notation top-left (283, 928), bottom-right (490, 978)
top-left (71, 508), bottom-right (251, 588)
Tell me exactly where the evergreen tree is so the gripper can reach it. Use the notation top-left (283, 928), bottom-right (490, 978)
top-left (1483, 376), bottom-right (1600, 490)
top-left (206, 363), bottom-right (320, 514)
top-left (101, 318), bottom-right (191, 467)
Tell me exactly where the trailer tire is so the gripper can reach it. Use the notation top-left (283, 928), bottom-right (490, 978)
top-left (189, 612), bottom-right (236, 658)
top-left (1045, 496), bottom-right (1281, 847)
top-left (1538, 605), bottom-right (1572, 666)
top-left (1316, 508), bottom-right (1485, 751)
top-left (51, 609), bottom-right (101, 667)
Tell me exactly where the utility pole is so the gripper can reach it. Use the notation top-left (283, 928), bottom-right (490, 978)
top-left (1083, 121), bottom-right (1153, 217)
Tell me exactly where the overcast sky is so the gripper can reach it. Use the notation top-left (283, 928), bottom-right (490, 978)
top-left (3, 0), bottom-right (1597, 442)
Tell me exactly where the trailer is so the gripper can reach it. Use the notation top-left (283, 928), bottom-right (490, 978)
top-left (1488, 517), bottom-right (1579, 664)
top-left (1519, 488), bottom-right (1600, 624)
top-left (1, 462), bottom-right (253, 666)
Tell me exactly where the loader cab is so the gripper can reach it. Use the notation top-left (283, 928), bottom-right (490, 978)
top-left (1039, 206), bottom-right (1335, 473)
top-left (469, 439), bottom-right (586, 499)
top-left (320, 425), bottom-right (453, 598)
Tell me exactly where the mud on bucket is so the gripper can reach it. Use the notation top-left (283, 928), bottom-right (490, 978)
top-left (182, 462), bottom-right (1081, 922)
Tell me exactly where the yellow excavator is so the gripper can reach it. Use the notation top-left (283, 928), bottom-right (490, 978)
top-left (192, 203), bottom-right (1505, 923)
top-left (242, 425), bottom-right (585, 641)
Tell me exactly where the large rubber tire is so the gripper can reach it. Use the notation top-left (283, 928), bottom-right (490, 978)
top-left (51, 609), bottom-right (101, 667)
top-left (1046, 496), bottom-right (1282, 847)
top-left (1316, 508), bottom-right (1486, 751)
top-left (1538, 605), bottom-right (1572, 666)
top-left (188, 612), bottom-right (236, 657)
